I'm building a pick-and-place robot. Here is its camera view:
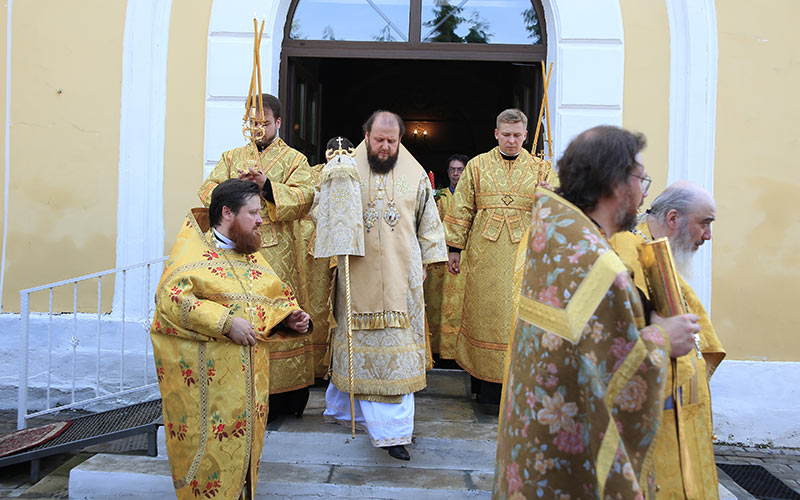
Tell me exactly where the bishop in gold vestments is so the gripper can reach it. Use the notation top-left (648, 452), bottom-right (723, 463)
top-left (444, 147), bottom-right (556, 383)
top-left (199, 138), bottom-right (316, 395)
top-left (612, 221), bottom-right (725, 500)
top-left (320, 140), bottom-right (447, 448)
top-left (494, 190), bottom-right (671, 499)
top-left (151, 208), bottom-right (304, 500)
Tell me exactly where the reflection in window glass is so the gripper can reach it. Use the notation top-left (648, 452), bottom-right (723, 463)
top-left (291, 0), bottom-right (410, 42)
top-left (421, 0), bottom-right (541, 44)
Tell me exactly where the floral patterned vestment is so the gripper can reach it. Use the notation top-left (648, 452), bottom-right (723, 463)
top-left (493, 190), bottom-right (671, 500)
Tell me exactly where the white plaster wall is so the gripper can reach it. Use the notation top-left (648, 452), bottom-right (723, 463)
top-left (541, 0), bottom-right (625, 159)
top-left (202, 0), bottom-right (289, 179)
top-left (664, 0), bottom-right (718, 313)
top-left (114, 0), bottom-right (172, 317)
top-left (711, 361), bottom-right (800, 447)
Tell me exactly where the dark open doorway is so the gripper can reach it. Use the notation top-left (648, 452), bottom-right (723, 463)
top-left (284, 57), bottom-right (544, 187)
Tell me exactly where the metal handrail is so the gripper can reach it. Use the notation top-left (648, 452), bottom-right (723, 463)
top-left (18, 256), bottom-right (167, 429)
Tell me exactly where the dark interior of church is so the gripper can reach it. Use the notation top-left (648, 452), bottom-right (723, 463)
top-left (283, 57), bottom-right (544, 187)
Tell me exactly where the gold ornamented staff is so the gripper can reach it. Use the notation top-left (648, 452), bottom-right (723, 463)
top-left (314, 142), bottom-right (362, 438)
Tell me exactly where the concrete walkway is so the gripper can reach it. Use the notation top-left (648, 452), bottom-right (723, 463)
top-left (1, 370), bottom-right (799, 498)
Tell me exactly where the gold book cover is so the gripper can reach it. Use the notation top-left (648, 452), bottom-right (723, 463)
top-left (636, 237), bottom-right (686, 317)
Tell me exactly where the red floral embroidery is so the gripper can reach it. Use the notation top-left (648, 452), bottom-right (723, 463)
top-left (209, 267), bottom-right (228, 278)
top-left (179, 359), bottom-right (195, 386)
top-left (207, 359), bottom-right (216, 383)
top-left (154, 320), bottom-right (162, 333)
top-left (211, 413), bottom-right (229, 441)
top-left (281, 284), bottom-right (297, 306)
top-left (231, 418), bottom-right (246, 438)
top-left (202, 250), bottom-right (219, 261)
top-left (169, 286), bottom-right (182, 304)
top-left (203, 472), bottom-right (221, 498)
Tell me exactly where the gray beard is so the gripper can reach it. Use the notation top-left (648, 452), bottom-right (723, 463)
top-left (670, 218), bottom-right (696, 279)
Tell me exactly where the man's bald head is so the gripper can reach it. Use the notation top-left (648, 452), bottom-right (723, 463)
top-left (362, 110), bottom-right (406, 137)
top-left (647, 181), bottom-right (716, 277)
top-left (363, 110), bottom-right (405, 174)
top-left (649, 181), bottom-right (715, 225)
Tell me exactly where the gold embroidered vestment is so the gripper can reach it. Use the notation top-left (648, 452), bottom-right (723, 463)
top-left (198, 139), bottom-right (316, 393)
top-left (151, 210), bottom-right (302, 500)
top-left (444, 147), bottom-right (557, 382)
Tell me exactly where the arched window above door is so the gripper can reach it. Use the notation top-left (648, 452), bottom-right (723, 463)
top-left (289, 0), bottom-right (542, 45)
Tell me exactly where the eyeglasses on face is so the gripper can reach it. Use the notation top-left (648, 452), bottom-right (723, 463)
top-left (630, 172), bottom-right (651, 193)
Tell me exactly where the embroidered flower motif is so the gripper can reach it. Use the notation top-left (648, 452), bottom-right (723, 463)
top-left (169, 286), bottom-right (183, 304)
top-left (648, 349), bottom-right (665, 367)
top-left (554, 422), bottom-right (585, 454)
top-left (506, 462), bottom-right (523, 493)
top-left (202, 250), bottom-right (219, 261)
top-left (617, 375), bottom-right (648, 412)
top-left (206, 359), bottom-right (216, 383)
top-left (613, 271), bottom-right (630, 290)
top-left (610, 337), bottom-right (636, 371)
top-left (623, 462), bottom-right (641, 493)
top-left (582, 227), bottom-right (604, 246)
top-left (541, 332), bottom-right (563, 351)
top-left (202, 471), bottom-right (222, 498)
top-left (179, 359), bottom-right (195, 386)
top-left (641, 326), bottom-right (666, 346)
top-left (531, 229), bottom-right (547, 253)
top-left (537, 285), bottom-right (562, 307)
top-left (526, 389), bottom-right (537, 410)
top-left (568, 244), bottom-right (586, 264)
top-left (537, 392), bottom-right (578, 434)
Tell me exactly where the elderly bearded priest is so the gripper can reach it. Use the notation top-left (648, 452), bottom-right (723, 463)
top-left (320, 111), bottom-right (447, 461)
top-left (151, 179), bottom-right (310, 499)
top-left (493, 126), bottom-right (700, 499)
top-left (611, 181), bottom-right (725, 499)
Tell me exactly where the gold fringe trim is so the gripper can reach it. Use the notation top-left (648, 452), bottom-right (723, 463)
top-left (350, 311), bottom-right (411, 330)
top-left (357, 393), bottom-right (403, 404)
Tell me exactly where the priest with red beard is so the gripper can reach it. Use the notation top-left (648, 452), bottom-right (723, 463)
top-left (151, 179), bottom-right (310, 499)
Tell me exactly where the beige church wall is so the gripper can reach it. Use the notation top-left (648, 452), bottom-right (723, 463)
top-left (162, 0), bottom-right (213, 252)
top-left (2, 0), bottom-right (126, 312)
top-left (619, 0), bottom-right (671, 196)
top-left (713, 1), bottom-right (800, 361)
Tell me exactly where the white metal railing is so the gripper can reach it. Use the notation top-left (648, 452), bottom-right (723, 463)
top-left (17, 256), bottom-right (167, 429)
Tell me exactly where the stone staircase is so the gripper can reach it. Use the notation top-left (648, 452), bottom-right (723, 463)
top-left (68, 370), bottom-right (498, 499)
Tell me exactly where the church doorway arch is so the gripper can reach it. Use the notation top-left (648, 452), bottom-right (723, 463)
top-left (279, 0), bottom-right (548, 178)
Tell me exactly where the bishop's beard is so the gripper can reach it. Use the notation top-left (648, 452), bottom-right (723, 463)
top-left (366, 142), bottom-right (399, 174)
top-left (229, 218), bottom-right (262, 255)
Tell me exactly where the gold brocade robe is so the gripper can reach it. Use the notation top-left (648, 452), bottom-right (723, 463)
top-left (444, 147), bottom-right (557, 382)
top-left (293, 163), bottom-right (335, 378)
top-left (494, 190), bottom-right (671, 500)
top-left (423, 187), bottom-right (466, 358)
top-left (198, 139), bottom-right (315, 393)
top-left (151, 210), bottom-right (302, 500)
top-left (322, 143), bottom-right (447, 399)
top-left (611, 222), bottom-right (726, 500)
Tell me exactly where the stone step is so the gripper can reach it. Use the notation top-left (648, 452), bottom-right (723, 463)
top-left (72, 370), bottom-right (498, 498)
top-left (69, 454), bottom-right (493, 499)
